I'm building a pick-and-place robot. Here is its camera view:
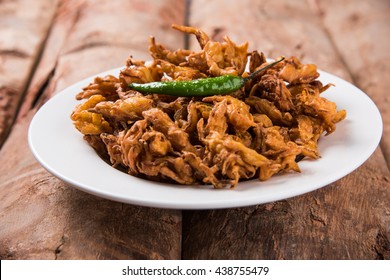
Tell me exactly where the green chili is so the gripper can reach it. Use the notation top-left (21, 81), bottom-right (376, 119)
top-left (128, 56), bottom-right (285, 97)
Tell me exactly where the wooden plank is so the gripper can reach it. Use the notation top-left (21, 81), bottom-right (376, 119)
top-left (183, 0), bottom-right (390, 259)
top-left (0, 0), bottom-right (58, 147)
top-left (0, 116), bottom-right (181, 259)
top-left (183, 149), bottom-right (390, 259)
top-left (315, 0), bottom-right (390, 166)
top-left (0, 0), bottom-right (186, 259)
top-left (186, 0), bottom-right (350, 80)
top-left (17, 0), bottom-right (86, 119)
top-left (19, 0), bottom-right (188, 116)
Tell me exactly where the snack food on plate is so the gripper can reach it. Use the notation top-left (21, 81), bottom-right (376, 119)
top-left (71, 25), bottom-right (346, 188)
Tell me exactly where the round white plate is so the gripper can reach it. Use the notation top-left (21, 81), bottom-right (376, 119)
top-left (28, 68), bottom-right (382, 209)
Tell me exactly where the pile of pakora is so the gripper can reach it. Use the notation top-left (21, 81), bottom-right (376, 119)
top-left (71, 25), bottom-right (346, 188)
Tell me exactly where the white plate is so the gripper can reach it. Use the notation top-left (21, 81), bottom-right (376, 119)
top-left (28, 67), bottom-right (383, 209)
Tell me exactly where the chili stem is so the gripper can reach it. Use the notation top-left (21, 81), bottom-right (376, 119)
top-left (243, 56), bottom-right (285, 82)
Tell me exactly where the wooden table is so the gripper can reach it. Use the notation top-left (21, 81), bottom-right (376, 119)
top-left (1, 0), bottom-right (389, 260)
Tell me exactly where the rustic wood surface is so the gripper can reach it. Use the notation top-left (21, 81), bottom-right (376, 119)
top-left (0, 0), bottom-right (389, 260)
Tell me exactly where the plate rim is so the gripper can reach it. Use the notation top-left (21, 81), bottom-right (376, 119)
top-left (28, 67), bottom-right (383, 209)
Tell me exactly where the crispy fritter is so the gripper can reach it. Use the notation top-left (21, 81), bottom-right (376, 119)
top-left (76, 75), bottom-right (119, 101)
top-left (71, 25), bottom-right (346, 188)
top-left (71, 95), bottom-right (113, 135)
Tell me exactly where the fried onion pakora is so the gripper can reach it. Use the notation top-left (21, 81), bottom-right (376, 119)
top-left (71, 25), bottom-right (346, 188)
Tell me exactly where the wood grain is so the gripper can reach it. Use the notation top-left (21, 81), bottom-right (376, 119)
top-left (0, 0), bottom-right (186, 260)
top-left (0, 116), bottom-right (181, 259)
top-left (1, 0), bottom-right (389, 260)
top-left (315, 0), bottom-right (390, 167)
top-left (182, 0), bottom-right (390, 259)
top-left (186, 0), bottom-right (349, 80)
top-left (0, 0), bottom-right (58, 147)
top-left (183, 149), bottom-right (390, 259)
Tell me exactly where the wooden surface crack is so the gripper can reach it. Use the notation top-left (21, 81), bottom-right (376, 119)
top-left (0, 1), bottom-right (59, 148)
top-left (54, 234), bottom-right (68, 260)
top-left (374, 229), bottom-right (390, 259)
top-left (15, 1), bottom-right (59, 109)
top-left (309, 0), bottom-right (357, 84)
top-left (0, 50), bottom-right (29, 58)
top-left (30, 67), bottom-right (56, 110)
top-left (309, 206), bottom-right (327, 227)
